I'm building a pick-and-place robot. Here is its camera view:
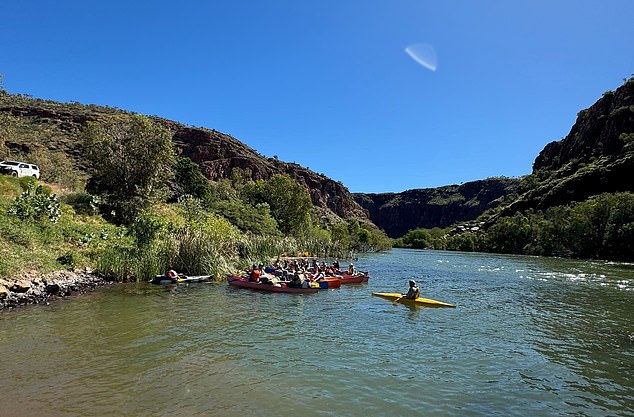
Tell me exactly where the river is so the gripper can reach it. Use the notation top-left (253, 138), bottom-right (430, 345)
top-left (1, 249), bottom-right (633, 416)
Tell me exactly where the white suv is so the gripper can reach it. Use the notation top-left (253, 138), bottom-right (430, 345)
top-left (0, 160), bottom-right (41, 179)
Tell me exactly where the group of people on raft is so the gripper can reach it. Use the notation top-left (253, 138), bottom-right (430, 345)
top-left (246, 258), bottom-right (357, 288)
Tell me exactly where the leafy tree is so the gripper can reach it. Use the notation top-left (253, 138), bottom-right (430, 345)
top-left (401, 228), bottom-right (432, 249)
top-left (29, 149), bottom-right (86, 190)
top-left (346, 219), bottom-right (392, 252)
top-left (470, 192), bottom-right (634, 261)
top-left (602, 193), bottom-right (634, 260)
top-left (330, 221), bottom-right (351, 249)
top-left (211, 199), bottom-right (279, 235)
top-left (229, 167), bottom-right (253, 198)
top-left (83, 115), bottom-right (176, 224)
top-left (445, 232), bottom-right (478, 252)
top-left (244, 174), bottom-right (312, 236)
top-left (172, 156), bottom-right (213, 202)
top-left (484, 212), bottom-right (533, 254)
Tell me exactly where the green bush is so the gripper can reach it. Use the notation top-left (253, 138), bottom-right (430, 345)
top-left (211, 199), bottom-right (279, 235)
top-left (172, 156), bottom-right (214, 202)
top-left (243, 174), bottom-right (312, 236)
top-left (8, 180), bottom-right (60, 223)
top-left (472, 192), bottom-right (634, 261)
top-left (60, 191), bottom-right (100, 216)
top-left (397, 228), bottom-right (432, 249)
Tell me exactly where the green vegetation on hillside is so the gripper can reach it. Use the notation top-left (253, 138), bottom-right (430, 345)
top-left (0, 113), bottom-right (390, 280)
top-left (413, 192), bottom-right (634, 262)
top-left (0, 176), bottom-right (123, 276)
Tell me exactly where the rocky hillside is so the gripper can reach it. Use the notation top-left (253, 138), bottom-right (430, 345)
top-left (4, 78), bottom-right (631, 239)
top-left (500, 77), bottom-right (634, 216)
top-left (0, 94), bottom-right (367, 220)
top-left (355, 78), bottom-right (634, 238)
top-left (354, 177), bottom-right (520, 238)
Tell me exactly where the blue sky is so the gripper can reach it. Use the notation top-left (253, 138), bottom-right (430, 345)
top-left (2, 1), bottom-right (633, 193)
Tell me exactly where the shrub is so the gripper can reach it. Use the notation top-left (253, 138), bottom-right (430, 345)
top-left (172, 156), bottom-right (213, 202)
top-left (8, 180), bottom-right (60, 223)
top-left (211, 199), bottom-right (279, 235)
top-left (60, 191), bottom-right (100, 216)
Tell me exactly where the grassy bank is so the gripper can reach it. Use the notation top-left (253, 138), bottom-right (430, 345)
top-left (0, 175), bottom-right (390, 282)
top-left (0, 176), bottom-right (121, 277)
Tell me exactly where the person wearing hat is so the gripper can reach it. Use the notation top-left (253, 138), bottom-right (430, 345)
top-left (403, 279), bottom-right (420, 299)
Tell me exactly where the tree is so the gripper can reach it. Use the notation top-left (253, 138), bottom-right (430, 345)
top-left (244, 174), bottom-right (312, 236)
top-left (172, 156), bottom-right (213, 202)
top-left (83, 115), bottom-right (176, 224)
top-left (401, 228), bottom-right (432, 249)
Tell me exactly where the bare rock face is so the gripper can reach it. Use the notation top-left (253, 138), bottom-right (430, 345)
top-left (166, 122), bottom-right (368, 220)
top-left (534, 80), bottom-right (634, 172)
top-left (502, 78), bottom-right (634, 215)
top-left (354, 178), bottom-right (520, 238)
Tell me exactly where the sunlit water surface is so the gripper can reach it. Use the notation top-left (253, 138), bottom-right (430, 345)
top-left (1, 249), bottom-right (633, 416)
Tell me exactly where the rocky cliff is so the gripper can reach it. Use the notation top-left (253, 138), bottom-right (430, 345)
top-left (354, 177), bottom-right (520, 238)
top-left (357, 78), bottom-right (634, 237)
top-left (0, 94), bottom-right (367, 220)
top-left (501, 78), bottom-right (634, 215)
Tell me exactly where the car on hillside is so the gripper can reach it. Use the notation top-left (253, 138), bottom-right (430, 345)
top-left (0, 160), bottom-right (41, 179)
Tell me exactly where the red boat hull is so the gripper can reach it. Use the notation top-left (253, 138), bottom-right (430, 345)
top-left (227, 276), bottom-right (319, 294)
top-left (339, 274), bottom-right (369, 284)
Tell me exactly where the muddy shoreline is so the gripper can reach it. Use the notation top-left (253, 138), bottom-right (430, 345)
top-left (0, 269), bottom-right (111, 311)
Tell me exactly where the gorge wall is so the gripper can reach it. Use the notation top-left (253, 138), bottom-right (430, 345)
top-left (501, 78), bottom-right (634, 216)
top-left (354, 177), bottom-right (520, 238)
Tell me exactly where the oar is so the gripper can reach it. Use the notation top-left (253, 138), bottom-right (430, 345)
top-left (392, 294), bottom-right (405, 305)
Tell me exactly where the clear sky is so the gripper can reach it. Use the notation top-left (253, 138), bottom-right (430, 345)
top-left (2, 1), bottom-right (633, 193)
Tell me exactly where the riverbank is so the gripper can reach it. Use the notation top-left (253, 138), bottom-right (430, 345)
top-left (0, 269), bottom-right (108, 311)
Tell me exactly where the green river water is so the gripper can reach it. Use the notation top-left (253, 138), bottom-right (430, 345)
top-left (1, 249), bottom-right (633, 416)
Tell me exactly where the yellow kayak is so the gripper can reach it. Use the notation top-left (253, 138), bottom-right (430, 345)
top-left (372, 292), bottom-right (456, 308)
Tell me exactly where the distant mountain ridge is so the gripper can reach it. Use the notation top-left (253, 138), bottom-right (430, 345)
top-left (2, 77), bottom-right (632, 239)
top-left (356, 78), bottom-right (634, 237)
top-left (354, 177), bottom-right (520, 238)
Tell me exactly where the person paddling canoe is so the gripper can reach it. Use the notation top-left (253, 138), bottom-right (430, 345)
top-left (403, 279), bottom-right (420, 300)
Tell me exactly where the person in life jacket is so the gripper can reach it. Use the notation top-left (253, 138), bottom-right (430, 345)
top-left (166, 269), bottom-right (179, 280)
top-left (248, 264), bottom-right (261, 282)
top-left (403, 280), bottom-right (421, 299)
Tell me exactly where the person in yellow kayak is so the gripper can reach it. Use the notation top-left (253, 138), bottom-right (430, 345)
top-left (403, 279), bottom-right (420, 299)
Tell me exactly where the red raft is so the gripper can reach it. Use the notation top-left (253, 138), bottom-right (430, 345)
top-left (227, 275), bottom-right (319, 294)
top-left (338, 273), bottom-right (369, 284)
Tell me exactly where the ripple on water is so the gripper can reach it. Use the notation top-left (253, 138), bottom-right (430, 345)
top-left (1, 250), bottom-right (634, 417)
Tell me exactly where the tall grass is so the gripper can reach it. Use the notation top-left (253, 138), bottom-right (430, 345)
top-left (95, 214), bottom-right (241, 281)
top-left (237, 234), bottom-right (301, 267)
